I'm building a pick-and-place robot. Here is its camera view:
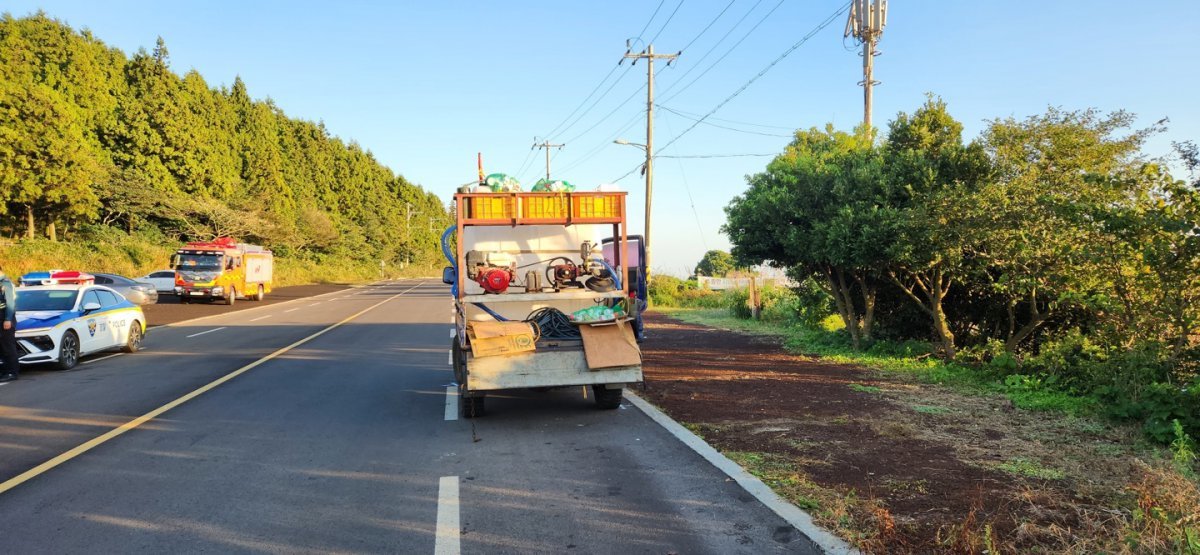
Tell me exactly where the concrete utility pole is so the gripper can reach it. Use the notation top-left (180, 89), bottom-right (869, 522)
top-left (532, 139), bottom-right (564, 181)
top-left (845, 0), bottom-right (887, 132)
top-left (621, 43), bottom-right (678, 279)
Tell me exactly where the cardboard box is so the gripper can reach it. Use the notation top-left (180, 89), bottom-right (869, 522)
top-left (578, 322), bottom-right (641, 369)
top-left (467, 321), bottom-right (537, 358)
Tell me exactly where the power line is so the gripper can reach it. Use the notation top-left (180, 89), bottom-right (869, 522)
top-left (651, 2), bottom-right (853, 160)
top-left (655, 0), bottom-right (766, 99)
top-left (655, 104), bottom-right (797, 130)
top-left (658, 104), bottom-right (794, 138)
top-left (678, 0), bottom-right (737, 54)
top-left (635, 0), bottom-right (669, 41)
top-left (534, 0), bottom-right (669, 143)
top-left (658, 0), bottom-right (787, 105)
top-left (658, 153), bottom-right (776, 158)
top-left (661, 115), bottom-right (709, 251)
top-left (647, 0), bottom-right (686, 46)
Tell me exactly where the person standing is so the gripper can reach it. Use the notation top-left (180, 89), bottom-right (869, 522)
top-left (0, 270), bottom-right (18, 382)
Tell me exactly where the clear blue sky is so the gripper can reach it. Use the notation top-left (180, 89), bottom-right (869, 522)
top-left (9, 1), bottom-right (1199, 276)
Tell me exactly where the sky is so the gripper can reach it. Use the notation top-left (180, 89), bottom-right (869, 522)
top-left (7, 1), bottom-right (1199, 276)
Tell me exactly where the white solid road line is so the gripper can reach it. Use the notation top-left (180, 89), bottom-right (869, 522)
top-left (185, 327), bottom-right (226, 339)
top-left (444, 386), bottom-right (458, 421)
top-left (434, 476), bottom-right (461, 555)
top-left (250, 314), bottom-right (273, 322)
top-left (0, 281), bottom-right (427, 497)
top-left (82, 353), bottom-right (123, 365)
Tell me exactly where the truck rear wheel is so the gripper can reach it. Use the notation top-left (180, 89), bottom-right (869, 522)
top-left (593, 386), bottom-right (623, 410)
top-left (253, 284), bottom-right (264, 301)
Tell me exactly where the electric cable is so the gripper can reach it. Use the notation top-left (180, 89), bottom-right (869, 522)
top-left (646, 0), bottom-right (685, 46)
top-left (525, 307), bottom-right (580, 339)
top-left (657, 104), bottom-right (794, 138)
top-left (655, 0), bottom-right (766, 99)
top-left (650, 2), bottom-right (853, 160)
top-left (658, 0), bottom-right (786, 105)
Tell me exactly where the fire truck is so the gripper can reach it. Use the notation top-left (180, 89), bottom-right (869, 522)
top-left (171, 238), bottom-right (273, 305)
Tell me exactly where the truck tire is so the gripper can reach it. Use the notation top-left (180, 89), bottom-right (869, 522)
top-left (253, 284), bottom-right (265, 302)
top-left (593, 385), bottom-right (623, 410)
top-left (226, 287), bottom-right (237, 306)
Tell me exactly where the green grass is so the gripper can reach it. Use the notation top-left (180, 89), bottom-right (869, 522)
top-left (996, 457), bottom-right (1066, 480)
top-left (912, 405), bottom-right (951, 414)
top-left (726, 451), bottom-right (822, 510)
top-left (848, 383), bottom-right (883, 394)
top-left (660, 308), bottom-right (1095, 416)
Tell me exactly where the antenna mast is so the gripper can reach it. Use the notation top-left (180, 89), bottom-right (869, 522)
top-left (845, 0), bottom-right (888, 135)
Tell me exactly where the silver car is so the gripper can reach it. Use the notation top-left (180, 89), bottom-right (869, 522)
top-left (91, 273), bottom-right (160, 305)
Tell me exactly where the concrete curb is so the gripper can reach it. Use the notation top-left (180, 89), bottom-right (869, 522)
top-left (625, 390), bottom-right (860, 555)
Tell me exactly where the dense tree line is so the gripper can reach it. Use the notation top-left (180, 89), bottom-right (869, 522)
top-left (0, 13), bottom-right (449, 266)
top-left (725, 97), bottom-right (1200, 439)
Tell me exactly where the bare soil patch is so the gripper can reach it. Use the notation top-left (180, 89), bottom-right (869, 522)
top-left (638, 313), bottom-right (1152, 553)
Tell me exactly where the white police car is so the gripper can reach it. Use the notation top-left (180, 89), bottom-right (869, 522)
top-left (15, 272), bottom-right (146, 370)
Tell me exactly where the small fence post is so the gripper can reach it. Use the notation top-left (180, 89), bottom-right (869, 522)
top-left (749, 276), bottom-right (761, 320)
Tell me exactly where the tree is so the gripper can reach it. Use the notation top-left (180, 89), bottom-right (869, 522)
top-left (694, 250), bottom-right (734, 277)
top-left (725, 125), bottom-right (884, 348)
top-left (880, 96), bottom-right (990, 358)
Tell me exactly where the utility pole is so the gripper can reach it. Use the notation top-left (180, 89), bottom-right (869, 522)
top-left (622, 43), bottom-right (678, 279)
top-left (532, 139), bottom-right (564, 181)
top-left (845, 0), bottom-right (887, 133)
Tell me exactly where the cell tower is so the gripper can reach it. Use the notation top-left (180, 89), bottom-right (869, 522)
top-left (845, 0), bottom-right (888, 133)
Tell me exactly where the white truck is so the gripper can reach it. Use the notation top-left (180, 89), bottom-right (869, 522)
top-left (444, 192), bottom-right (647, 417)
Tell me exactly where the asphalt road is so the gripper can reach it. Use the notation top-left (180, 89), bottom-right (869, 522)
top-left (0, 280), bottom-right (816, 554)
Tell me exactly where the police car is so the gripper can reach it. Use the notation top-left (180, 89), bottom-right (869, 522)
top-left (15, 271), bottom-right (146, 370)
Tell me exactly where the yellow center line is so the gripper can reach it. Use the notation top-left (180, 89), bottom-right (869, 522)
top-left (0, 280), bottom-right (425, 496)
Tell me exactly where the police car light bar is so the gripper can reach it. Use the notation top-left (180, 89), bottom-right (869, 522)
top-left (19, 270), bottom-right (95, 286)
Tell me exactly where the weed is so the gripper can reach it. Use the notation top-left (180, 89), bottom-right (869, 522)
top-left (1171, 419), bottom-right (1197, 477)
top-left (912, 404), bottom-right (950, 414)
top-left (997, 457), bottom-right (1065, 480)
top-left (881, 478), bottom-right (930, 496)
top-left (849, 383), bottom-right (883, 394)
top-left (1124, 460), bottom-right (1200, 553)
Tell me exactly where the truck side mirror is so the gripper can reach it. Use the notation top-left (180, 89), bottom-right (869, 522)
top-left (442, 267), bottom-right (456, 285)
top-left (169, 254), bottom-right (179, 269)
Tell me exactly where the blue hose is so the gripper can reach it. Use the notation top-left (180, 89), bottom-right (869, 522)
top-left (441, 225), bottom-right (457, 297)
top-left (597, 257), bottom-right (623, 291)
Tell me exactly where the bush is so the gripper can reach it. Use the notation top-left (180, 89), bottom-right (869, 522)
top-left (648, 275), bottom-right (722, 308)
top-left (726, 284), bottom-right (800, 322)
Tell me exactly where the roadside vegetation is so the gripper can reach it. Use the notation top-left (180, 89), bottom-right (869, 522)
top-left (0, 13), bottom-right (451, 281)
top-left (647, 95), bottom-right (1199, 551)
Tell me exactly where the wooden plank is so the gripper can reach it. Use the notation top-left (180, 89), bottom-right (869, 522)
top-left (466, 350), bottom-right (641, 391)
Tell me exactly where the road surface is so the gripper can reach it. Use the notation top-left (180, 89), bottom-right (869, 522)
top-left (0, 280), bottom-right (817, 554)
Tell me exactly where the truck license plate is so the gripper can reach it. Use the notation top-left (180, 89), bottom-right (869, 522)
top-left (190, 291), bottom-right (205, 296)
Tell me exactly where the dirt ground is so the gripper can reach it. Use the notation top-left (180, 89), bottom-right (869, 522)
top-left (637, 312), bottom-right (1150, 553)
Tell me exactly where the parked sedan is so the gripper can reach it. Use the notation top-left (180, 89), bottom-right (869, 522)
top-left (91, 273), bottom-right (159, 305)
top-left (137, 269), bottom-right (178, 294)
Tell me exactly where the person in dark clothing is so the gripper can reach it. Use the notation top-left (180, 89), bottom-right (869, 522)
top-left (0, 271), bottom-right (18, 382)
